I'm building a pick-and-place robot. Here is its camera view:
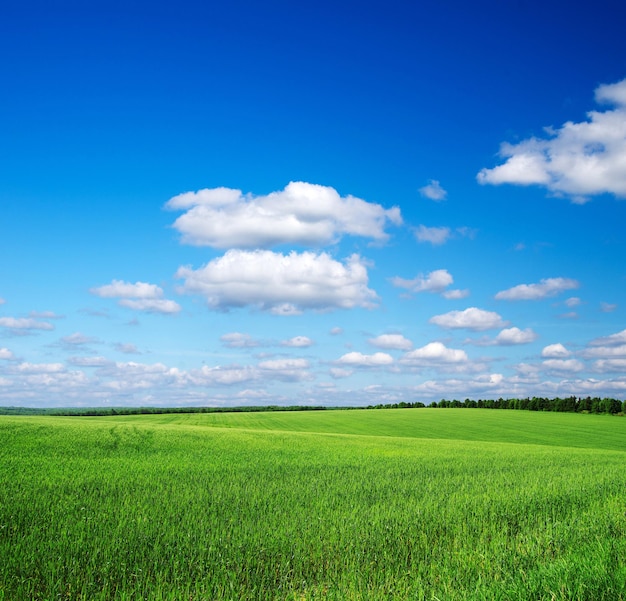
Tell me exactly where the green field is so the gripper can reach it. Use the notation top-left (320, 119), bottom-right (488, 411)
top-left (1, 409), bottom-right (625, 600)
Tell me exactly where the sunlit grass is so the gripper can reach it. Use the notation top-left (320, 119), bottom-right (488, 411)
top-left (1, 410), bottom-right (625, 600)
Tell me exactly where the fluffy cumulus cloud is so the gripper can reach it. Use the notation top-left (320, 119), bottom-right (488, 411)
top-left (391, 269), bottom-right (454, 294)
top-left (477, 78), bottom-right (626, 201)
top-left (418, 179), bottom-right (447, 201)
top-left (495, 277), bottom-right (579, 301)
top-left (165, 181), bottom-right (402, 248)
top-left (0, 348), bottom-right (15, 360)
top-left (281, 336), bottom-right (313, 348)
top-left (368, 334), bottom-right (413, 351)
top-left (494, 327), bottom-right (538, 345)
top-left (429, 307), bottom-right (507, 331)
top-left (336, 352), bottom-right (394, 367)
top-left (90, 280), bottom-right (181, 314)
top-left (542, 343), bottom-right (571, 358)
top-left (400, 342), bottom-right (468, 365)
top-left (176, 250), bottom-right (378, 314)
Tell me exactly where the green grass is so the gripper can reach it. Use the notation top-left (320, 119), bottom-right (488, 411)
top-left (1, 409), bottom-right (625, 600)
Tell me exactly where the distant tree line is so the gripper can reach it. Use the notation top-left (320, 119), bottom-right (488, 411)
top-left (0, 396), bottom-right (624, 416)
top-left (369, 396), bottom-right (625, 414)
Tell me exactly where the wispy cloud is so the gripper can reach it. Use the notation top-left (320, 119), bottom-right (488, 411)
top-left (495, 277), bottom-right (579, 301)
top-left (90, 280), bottom-right (181, 314)
top-left (336, 352), bottom-right (394, 367)
top-left (0, 317), bottom-right (55, 332)
top-left (220, 332), bottom-right (260, 348)
top-left (414, 225), bottom-right (451, 245)
top-left (281, 336), bottom-right (314, 348)
top-left (390, 269), bottom-right (453, 294)
top-left (418, 179), bottom-right (447, 201)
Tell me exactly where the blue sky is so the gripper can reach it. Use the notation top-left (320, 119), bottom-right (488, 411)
top-left (1, 0), bottom-right (626, 407)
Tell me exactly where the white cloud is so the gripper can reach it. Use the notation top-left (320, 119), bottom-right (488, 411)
top-left (68, 356), bottom-right (111, 367)
top-left (17, 362), bottom-right (66, 373)
top-left (495, 277), bottom-right (579, 300)
top-left (443, 289), bottom-right (470, 300)
top-left (542, 343), bottom-right (571, 358)
top-left (0, 348), bottom-right (14, 360)
top-left (601, 302), bottom-right (617, 313)
top-left (186, 364), bottom-right (258, 386)
top-left (477, 78), bottom-right (626, 201)
top-left (90, 280), bottom-right (163, 299)
top-left (589, 328), bottom-right (626, 347)
top-left (91, 280), bottom-right (181, 314)
top-left (258, 358), bottom-right (312, 382)
top-left (220, 332), bottom-right (260, 348)
top-left (390, 269), bottom-right (454, 294)
top-left (564, 297), bottom-right (582, 308)
top-left (60, 332), bottom-right (98, 347)
top-left (176, 250), bottom-right (378, 314)
top-left (165, 181), bottom-right (402, 248)
top-left (114, 343), bottom-right (141, 354)
top-left (593, 359), bottom-right (626, 373)
top-left (0, 298), bottom-right (5, 305)
top-left (368, 334), bottom-right (413, 351)
top-left (414, 225), bottom-right (451, 245)
top-left (281, 336), bottom-right (314, 348)
top-left (337, 352), bottom-right (394, 367)
top-left (330, 327), bottom-right (343, 335)
top-left (419, 179), bottom-right (447, 201)
top-left (400, 342), bottom-right (468, 365)
top-left (329, 367), bottom-right (352, 379)
top-left (0, 317), bottom-right (54, 331)
top-left (494, 327), bottom-right (538, 345)
top-left (118, 298), bottom-right (181, 314)
top-left (584, 344), bottom-right (626, 358)
top-left (542, 359), bottom-right (585, 373)
top-left (429, 307), bottom-right (507, 331)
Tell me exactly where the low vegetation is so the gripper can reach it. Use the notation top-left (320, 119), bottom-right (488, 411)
top-left (1, 409), bottom-right (625, 600)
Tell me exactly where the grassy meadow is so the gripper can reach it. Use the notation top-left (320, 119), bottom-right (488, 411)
top-left (1, 409), bottom-right (625, 600)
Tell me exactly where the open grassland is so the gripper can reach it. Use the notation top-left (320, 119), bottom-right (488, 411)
top-left (1, 409), bottom-right (625, 600)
